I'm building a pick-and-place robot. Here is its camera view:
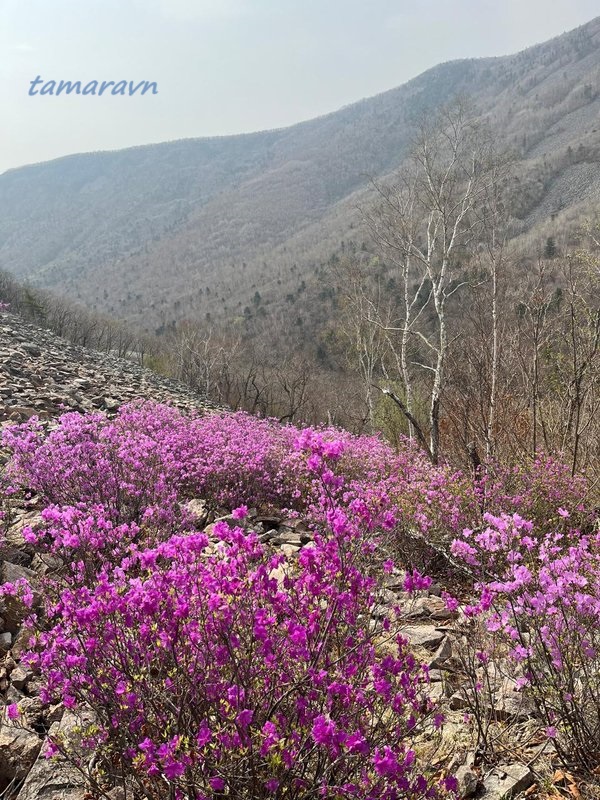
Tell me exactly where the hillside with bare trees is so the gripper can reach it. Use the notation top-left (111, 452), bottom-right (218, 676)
top-left (0, 18), bottom-right (599, 337)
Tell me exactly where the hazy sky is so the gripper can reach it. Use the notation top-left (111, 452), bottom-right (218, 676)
top-left (1, 0), bottom-right (598, 174)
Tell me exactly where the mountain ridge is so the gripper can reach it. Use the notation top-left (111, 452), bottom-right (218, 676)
top-left (1, 16), bottom-right (600, 332)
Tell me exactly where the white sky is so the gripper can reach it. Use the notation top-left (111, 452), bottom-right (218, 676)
top-left (1, 0), bottom-right (598, 174)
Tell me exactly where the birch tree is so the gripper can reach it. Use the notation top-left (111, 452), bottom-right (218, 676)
top-left (333, 256), bottom-right (392, 430)
top-left (472, 154), bottom-right (513, 459)
top-left (365, 102), bottom-right (499, 463)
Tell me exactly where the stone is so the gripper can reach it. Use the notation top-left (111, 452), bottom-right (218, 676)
top-left (428, 682), bottom-right (445, 702)
top-left (280, 517), bottom-right (310, 533)
top-left (448, 677), bottom-right (536, 722)
top-left (16, 697), bottom-right (43, 727)
top-left (403, 625), bottom-right (446, 650)
top-left (404, 595), bottom-right (451, 620)
top-left (106, 789), bottom-right (126, 800)
top-left (9, 629), bottom-right (32, 660)
top-left (429, 636), bottom-right (453, 668)
top-left (6, 685), bottom-right (24, 704)
top-left (280, 543), bottom-right (300, 557)
top-left (103, 397), bottom-right (120, 411)
top-left (5, 512), bottom-right (40, 551)
top-left (259, 529), bottom-right (279, 543)
top-left (8, 407), bottom-right (37, 421)
top-left (30, 552), bottom-right (64, 575)
top-left (0, 716), bottom-right (42, 781)
top-left (47, 704), bottom-right (64, 726)
top-left (16, 710), bottom-right (93, 800)
top-left (23, 677), bottom-right (43, 697)
top-left (185, 498), bottom-right (209, 525)
top-left (0, 545), bottom-right (31, 567)
top-left (277, 531), bottom-right (305, 547)
top-left (455, 764), bottom-right (479, 797)
top-left (371, 604), bottom-right (394, 620)
top-left (492, 678), bottom-right (537, 722)
top-left (449, 691), bottom-right (469, 711)
top-left (0, 632), bottom-right (12, 652)
top-left (481, 764), bottom-right (534, 799)
top-left (10, 665), bottom-right (30, 690)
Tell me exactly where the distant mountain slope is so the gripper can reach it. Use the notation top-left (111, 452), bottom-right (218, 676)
top-left (1, 17), bottom-right (600, 332)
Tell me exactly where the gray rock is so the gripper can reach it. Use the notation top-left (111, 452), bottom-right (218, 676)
top-left (259, 529), bottom-right (279, 543)
top-left (0, 632), bottom-right (12, 652)
top-left (493, 678), bottom-right (537, 722)
top-left (427, 668), bottom-right (444, 682)
top-left (280, 543), bottom-right (301, 557)
top-left (455, 764), bottom-right (479, 797)
top-left (403, 625), bottom-right (446, 650)
top-left (16, 710), bottom-right (92, 800)
top-left (15, 697), bottom-right (43, 727)
top-left (6, 685), bottom-right (24, 704)
top-left (0, 717), bottom-right (42, 781)
top-left (482, 764), bottom-right (534, 799)
top-left (103, 397), bottom-right (120, 411)
top-left (449, 691), bottom-right (470, 710)
top-left (404, 595), bottom-right (452, 620)
top-left (428, 682), bottom-right (445, 702)
top-left (277, 531), bottom-right (306, 547)
top-left (30, 552), bottom-right (64, 576)
top-left (10, 665), bottom-right (31, 690)
top-left (10, 628), bottom-right (32, 659)
top-left (429, 636), bottom-right (453, 668)
top-left (449, 677), bottom-right (536, 722)
top-left (106, 790), bottom-right (126, 800)
top-left (371, 604), bottom-right (393, 620)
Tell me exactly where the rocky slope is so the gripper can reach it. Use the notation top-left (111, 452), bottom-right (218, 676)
top-left (0, 310), bottom-right (222, 424)
top-left (0, 310), bottom-right (223, 797)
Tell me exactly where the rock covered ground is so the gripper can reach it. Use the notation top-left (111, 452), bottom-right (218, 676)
top-left (0, 311), bottom-right (223, 797)
top-left (0, 311), bottom-right (222, 423)
top-left (0, 504), bottom-right (542, 800)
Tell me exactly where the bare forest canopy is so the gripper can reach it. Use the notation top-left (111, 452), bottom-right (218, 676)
top-left (2, 17), bottom-right (600, 472)
top-left (1, 17), bottom-right (599, 330)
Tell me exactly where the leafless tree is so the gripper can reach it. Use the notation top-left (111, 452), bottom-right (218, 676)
top-left (364, 102), bottom-right (501, 463)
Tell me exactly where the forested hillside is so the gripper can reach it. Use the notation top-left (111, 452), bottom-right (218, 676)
top-left (0, 17), bottom-right (599, 334)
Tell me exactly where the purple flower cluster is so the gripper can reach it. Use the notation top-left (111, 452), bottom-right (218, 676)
top-left (450, 509), bottom-right (600, 770)
top-left (2, 403), bottom-right (460, 798)
top-left (5, 401), bottom-right (593, 786)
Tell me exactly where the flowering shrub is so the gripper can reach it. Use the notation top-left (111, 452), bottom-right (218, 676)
top-left (1, 405), bottom-right (366, 518)
top-left (450, 510), bottom-right (600, 770)
top-left (21, 519), bottom-right (456, 799)
top-left (5, 401), bottom-right (600, 785)
top-left (474, 455), bottom-right (592, 533)
top-left (3, 407), bottom-right (186, 525)
top-left (2, 406), bottom-right (459, 799)
top-left (2, 402), bottom-right (480, 559)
